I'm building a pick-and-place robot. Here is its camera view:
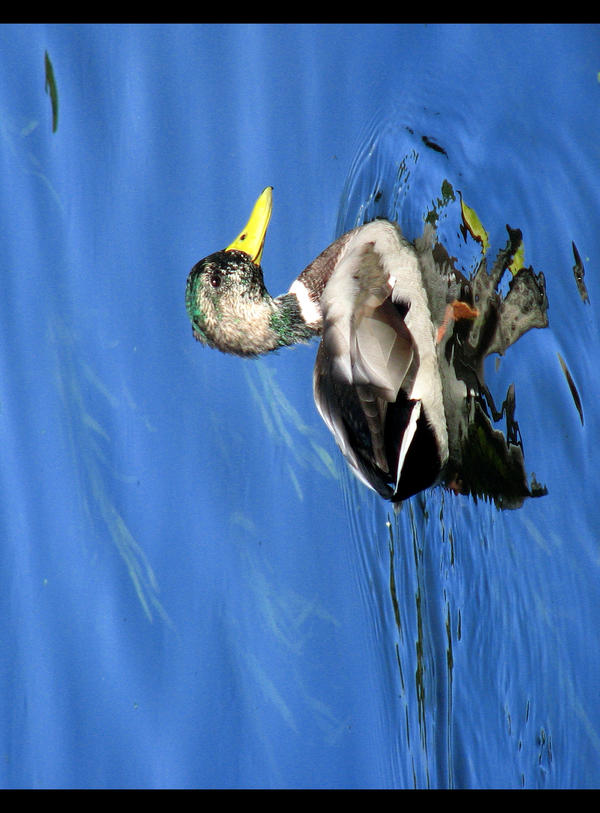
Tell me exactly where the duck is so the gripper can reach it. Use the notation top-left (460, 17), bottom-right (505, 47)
top-left (185, 186), bottom-right (468, 503)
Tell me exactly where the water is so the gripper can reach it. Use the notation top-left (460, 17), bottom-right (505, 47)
top-left (0, 23), bottom-right (599, 788)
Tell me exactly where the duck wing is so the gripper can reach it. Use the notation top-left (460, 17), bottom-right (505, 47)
top-left (313, 226), bottom-right (424, 499)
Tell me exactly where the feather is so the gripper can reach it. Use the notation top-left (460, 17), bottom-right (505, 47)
top-left (313, 221), bottom-right (446, 500)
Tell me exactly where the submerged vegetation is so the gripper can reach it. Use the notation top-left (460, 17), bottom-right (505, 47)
top-left (44, 50), bottom-right (58, 133)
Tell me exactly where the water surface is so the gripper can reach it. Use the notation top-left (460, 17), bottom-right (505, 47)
top-left (0, 23), bottom-right (598, 788)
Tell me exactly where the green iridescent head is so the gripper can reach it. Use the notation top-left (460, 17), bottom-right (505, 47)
top-left (185, 187), bottom-right (318, 356)
top-left (185, 249), bottom-right (273, 356)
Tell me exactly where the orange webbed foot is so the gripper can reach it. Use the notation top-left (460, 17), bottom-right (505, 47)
top-left (436, 300), bottom-right (480, 344)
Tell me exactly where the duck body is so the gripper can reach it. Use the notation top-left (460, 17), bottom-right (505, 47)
top-left (186, 189), bottom-right (450, 503)
top-left (306, 220), bottom-right (448, 501)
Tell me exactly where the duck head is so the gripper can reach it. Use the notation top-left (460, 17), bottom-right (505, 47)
top-left (185, 187), bottom-right (272, 355)
top-left (185, 248), bottom-right (273, 355)
top-left (185, 187), bottom-right (317, 356)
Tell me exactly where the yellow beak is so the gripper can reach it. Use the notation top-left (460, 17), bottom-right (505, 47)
top-left (225, 186), bottom-right (273, 265)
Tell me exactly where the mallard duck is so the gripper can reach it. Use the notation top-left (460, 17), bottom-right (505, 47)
top-left (186, 187), bottom-right (455, 502)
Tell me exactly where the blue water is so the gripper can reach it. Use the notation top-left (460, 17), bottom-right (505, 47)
top-left (0, 23), bottom-right (599, 789)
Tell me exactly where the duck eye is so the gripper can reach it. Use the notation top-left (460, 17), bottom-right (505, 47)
top-left (209, 271), bottom-right (221, 288)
